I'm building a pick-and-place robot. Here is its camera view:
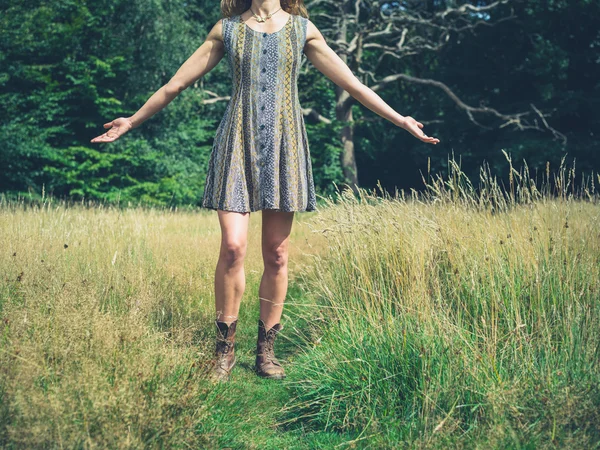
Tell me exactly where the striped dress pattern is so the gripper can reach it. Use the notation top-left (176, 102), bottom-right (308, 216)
top-left (201, 13), bottom-right (318, 213)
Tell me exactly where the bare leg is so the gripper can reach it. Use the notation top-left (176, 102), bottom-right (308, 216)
top-left (259, 208), bottom-right (295, 331)
top-left (214, 209), bottom-right (250, 325)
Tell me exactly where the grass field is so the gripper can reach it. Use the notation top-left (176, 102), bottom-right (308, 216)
top-left (1, 156), bottom-right (599, 448)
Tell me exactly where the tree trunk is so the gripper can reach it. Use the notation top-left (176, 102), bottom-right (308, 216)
top-left (335, 2), bottom-right (359, 194)
top-left (336, 93), bottom-right (359, 194)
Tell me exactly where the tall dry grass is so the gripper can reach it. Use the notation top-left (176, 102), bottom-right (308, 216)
top-left (282, 154), bottom-right (600, 448)
top-left (0, 201), bottom-right (320, 448)
top-left (2, 153), bottom-right (599, 448)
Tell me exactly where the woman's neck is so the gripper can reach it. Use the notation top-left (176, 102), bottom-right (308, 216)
top-left (249, 0), bottom-right (283, 17)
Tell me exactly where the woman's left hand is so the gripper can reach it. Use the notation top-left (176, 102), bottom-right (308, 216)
top-left (400, 116), bottom-right (440, 144)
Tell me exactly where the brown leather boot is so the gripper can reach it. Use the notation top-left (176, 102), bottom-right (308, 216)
top-left (209, 319), bottom-right (237, 382)
top-left (255, 319), bottom-right (286, 379)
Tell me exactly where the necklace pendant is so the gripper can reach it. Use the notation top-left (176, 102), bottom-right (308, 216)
top-left (250, 7), bottom-right (281, 24)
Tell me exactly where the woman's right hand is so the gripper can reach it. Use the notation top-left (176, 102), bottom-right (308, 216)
top-left (90, 117), bottom-right (134, 143)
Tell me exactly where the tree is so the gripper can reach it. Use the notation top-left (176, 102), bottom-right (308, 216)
top-left (0, 0), bottom-right (222, 205)
top-left (301, 0), bottom-right (566, 191)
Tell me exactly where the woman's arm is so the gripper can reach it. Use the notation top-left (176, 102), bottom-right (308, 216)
top-left (303, 20), bottom-right (440, 145)
top-left (91, 19), bottom-right (226, 143)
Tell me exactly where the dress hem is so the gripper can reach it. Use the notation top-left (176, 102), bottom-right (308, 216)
top-left (201, 203), bottom-right (318, 213)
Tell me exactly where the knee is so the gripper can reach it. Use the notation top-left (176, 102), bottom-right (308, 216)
top-left (220, 241), bottom-right (247, 268)
top-left (264, 245), bottom-right (288, 273)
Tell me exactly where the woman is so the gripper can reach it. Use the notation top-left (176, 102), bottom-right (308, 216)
top-left (91, 0), bottom-right (439, 383)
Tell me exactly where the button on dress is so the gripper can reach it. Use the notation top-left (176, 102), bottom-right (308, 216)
top-left (201, 13), bottom-right (318, 213)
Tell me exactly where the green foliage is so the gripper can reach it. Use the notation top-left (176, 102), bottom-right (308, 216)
top-left (305, 120), bottom-right (345, 198)
top-left (1, 0), bottom-right (599, 205)
top-left (0, 0), bottom-right (222, 206)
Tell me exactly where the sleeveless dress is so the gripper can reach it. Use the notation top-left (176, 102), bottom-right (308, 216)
top-left (201, 13), bottom-right (318, 213)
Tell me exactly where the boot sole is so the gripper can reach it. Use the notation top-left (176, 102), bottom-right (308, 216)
top-left (255, 368), bottom-right (286, 380)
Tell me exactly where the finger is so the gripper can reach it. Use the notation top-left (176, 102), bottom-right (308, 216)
top-left (417, 122), bottom-right (424, 128)
top-left (91, 134), bottom-right (106, 142)
top-left (103, 122), bottom-right (113, 128)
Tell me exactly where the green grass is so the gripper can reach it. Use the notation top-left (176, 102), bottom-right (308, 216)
top-left (281, 156), bottom-right (600, 448)
top-left (1, 155), bottom-right (600, 448)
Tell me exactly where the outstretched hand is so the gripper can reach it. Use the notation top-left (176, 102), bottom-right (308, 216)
top-left (401, 116), bottom-right (440, 144)
top-left (90, 117), bottom-right (133, 143)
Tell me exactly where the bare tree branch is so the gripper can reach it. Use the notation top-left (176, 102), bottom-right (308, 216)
top-left (201, 90), bottom-right (231, 105)
top-left (366, 72), bottom-right (566, 145)
top-left (301, 107), bottom-right (332, 124)
top-left (301, 1), bottom-right (564, 144)
top-left (437, 0), bottom-right (511, 20)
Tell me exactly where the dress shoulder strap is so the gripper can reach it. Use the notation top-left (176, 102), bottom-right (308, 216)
top-left (296, 15), bottom-right (309, 50)
top-left (221, 15), bottom-right (237, 54)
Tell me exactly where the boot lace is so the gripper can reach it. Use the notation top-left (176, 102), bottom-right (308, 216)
top-left (217, 338), bottom-right (233, 354)
top-left (261, 329), bottom-right (280, 365)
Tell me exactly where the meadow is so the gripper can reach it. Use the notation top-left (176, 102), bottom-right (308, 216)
top-left (1, 156), bottom-right (599, 449)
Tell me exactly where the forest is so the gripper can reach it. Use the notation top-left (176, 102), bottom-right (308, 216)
top-left (1, 0), bottom-right (599, 205)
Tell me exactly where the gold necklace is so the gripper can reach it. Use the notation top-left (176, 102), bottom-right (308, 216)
top-left (250, 6), bottom-right (282, 23)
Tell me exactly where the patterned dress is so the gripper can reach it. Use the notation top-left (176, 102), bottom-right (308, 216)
top-left (201, 13), bottom-right (318, 213)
